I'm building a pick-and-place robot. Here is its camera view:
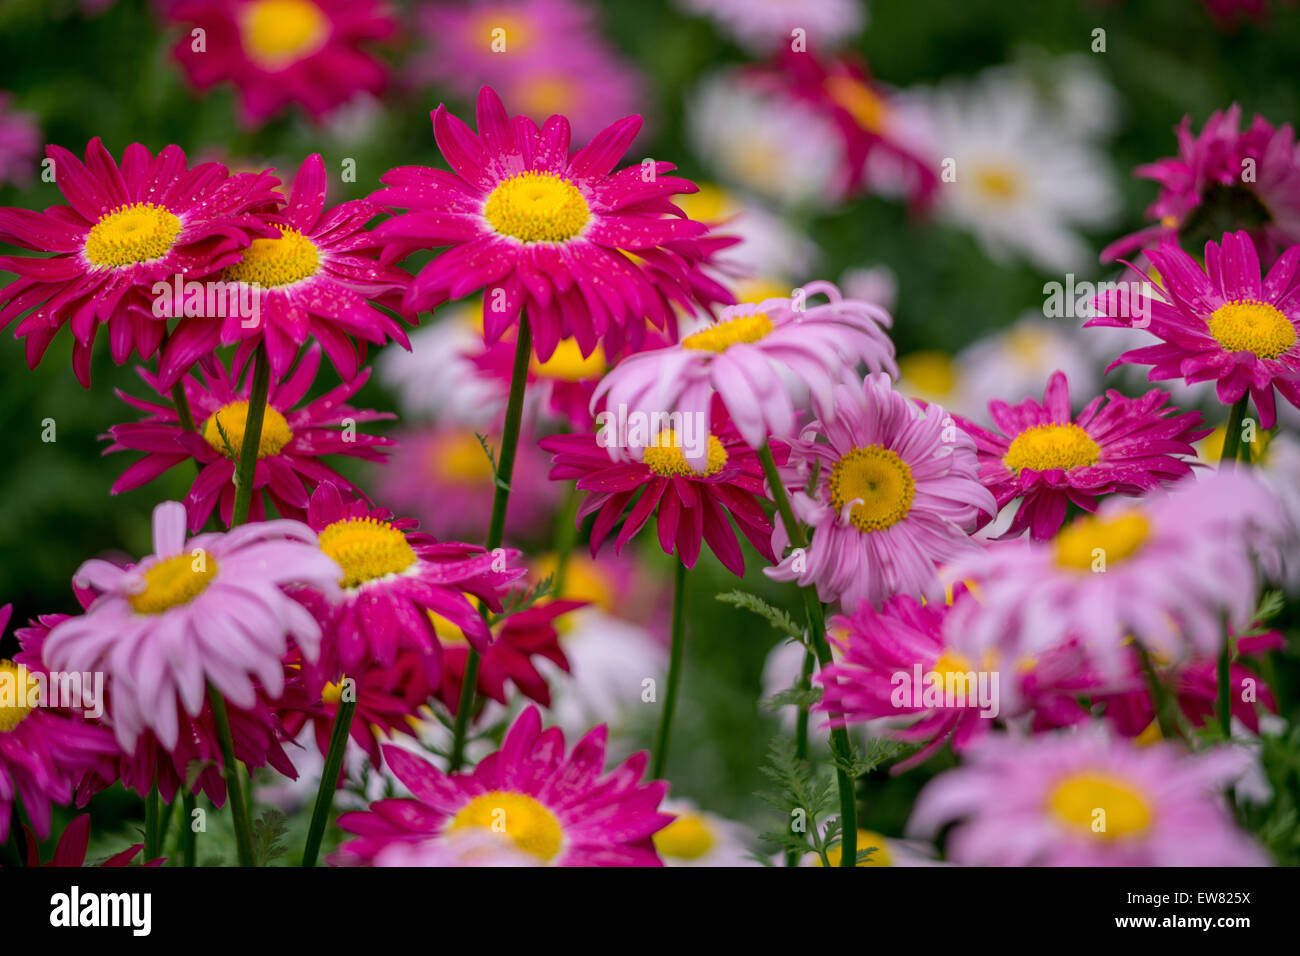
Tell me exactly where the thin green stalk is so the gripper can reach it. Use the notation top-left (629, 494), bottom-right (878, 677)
top-left (786, 644), bottom-right (816, 867)
top-left (144, 785), bottom-right (160, 861)
top-left (1217, 396), bottom-right (1250, 738)
top-left (449, 315), bottom-right (533, 771)
top-left (758, 443), bottom-right (858, 867)
top-left (651, 559), bottom-right (688, 779)
top-left (4, 807), bottom-right (23, 867)
top-left (170, 380), bottom-right (196, 432)
top-left (1219, 396), bottom-right (1249, 468)
top-left (1134, 641), bottom-right (1178, 740)
top-left (180, 793), bottom-right (197, 867)
top-left (301, 697), bottom-right (358, 867)
top-left (208, 685), bottom-right (254, 866)
top-left (230, 343), bottom-right (271, 527)
top-left (551, 483), bottom-right (582, 598)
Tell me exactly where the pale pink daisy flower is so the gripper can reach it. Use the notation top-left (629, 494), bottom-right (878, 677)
top-left (675, 0), bottom-right (865, 54)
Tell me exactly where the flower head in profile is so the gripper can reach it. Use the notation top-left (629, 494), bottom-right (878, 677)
top-left (108, 345), bottom-right (394, 532)
top-left (42, 501), bottom-right (341, 750)
top-left (908, 729), bottom-right (1266, 866)
top-left (1089, 230), bottom-right (1300, 428)
top-left (167, 0), bottom-right (396, 126)
top-left (334, 705), bottom-right (671, 866)
top-left (0, 137), bottom-right (281, 385)
top-left (370, 86), bottom-right (730, 361)
top-left (767, 374), bottom-right (995, 611)
top-left (957, 370), bottom-right (1209, 539)
top-left (595, 280), bottom-right (896, 469)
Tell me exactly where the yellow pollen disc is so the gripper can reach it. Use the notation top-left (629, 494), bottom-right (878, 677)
top-left (735, 278), bottom-right (793, 305)
top-left (427, 600), bottom-right (484, 645)
top-left (972, 164), bottom-right (1021, 202)
top-left (129, 553), bottom-right (219, 615)
top-left (1003, 422), bottom-right (1101, 473)
top-left (518, 74), bottom-right (575, 118)
top-left (319, 517), bottom-right (417, 589)
top-left (817, 829), bottom-right (894, 867)
top-left (448, 791), bottom-right (563, 862)
top-left (652, 814), bottom-right (715, 860)
top-left (483, 171), bottom-right (590, 243)
top-left (899, 351), bottom-right (958, 398)
top-left (1049, 772), bottom-right (1152, 839)
top-left (473, 13), bottom-right (530, 51)
top-left (1054, 511), bottom-right (1151, 571)
top-left (321, 679), bottom-right (346, 705)
top-left (202, 401), bottom-right (293, 459)
top-left (824, 76), bottom-right (890, 133)
top-left (674, 182), bottom-right (730, 224)
top-left (642, 430), bottom-right (728, 478)
top-left (681, 313), bottom-right (775, 352)
top-left (531, 339), bottom-right (606, 381)
top-left (829, 445), bottom-right (915, 533)
top-left (84, 202), bottom-right (182, 268)
top-left (1134, 721), bottom-right (1162, 747)
top-left (430, 430), bottom-right (495, 484)
top-left (1199, 425), bottom-right (1271, 465)
top-left (930, 649), bottom-right (974, 696)
top-left (533, 552), bottom-right (614, 612)
top-left (0, 660), bottom-right (40, 733)
top-left (223, 225), bottom-right (320, 288)
top-left (241, 0), bottom-right (330, 69)
top-left (1207, 299), bottom-right (1296, 360)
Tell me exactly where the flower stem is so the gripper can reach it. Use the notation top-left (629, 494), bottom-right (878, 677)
top-left (301, 696), bottom-right (358, 867)
top-left (449, 315), bottom-right (533, 771)
top-left (758, 443), bottom-right (858, 867)
top-left (1217, 396), bottom-right (1251, 737)
top-left (551, 482), bottom-right (581, 598)
top-left (230, 342), bottom-right (271, 527)
top-left (787, 644), bottom-right (816, 868)
top-left (651, 559), bottom-right (689, 780)
top-left (1219, 396), bottom-right (1250, 468)
top-left (1135, 640), bottom-right (1178, 740)
top-left (207, 684), bottom-right (255, 866)
top-left (180, 793), bottom-right (197, 866)
top-left (144, 785), bottom-right (161, 860)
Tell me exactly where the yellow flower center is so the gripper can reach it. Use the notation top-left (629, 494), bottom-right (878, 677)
top-left (972, 163), bottom-right (1021, 202)
top-left (321, 679), bottom-right (346, 705)
top-left (0, 660), bottom-right (40, 733)
top-left (240, 0), bottom-right (330, 69)
top-left (472, 12), bottom-right (530, 51)
top-left (824, 76), bottom-right (890, 134)
top-left (427, 610), bottom-right (470, 645)
top-left (681, 313), bottom-right (775, 353)
top-left (899, 351), bottom-right (958, 398)
top-left (202, 401), bottom-right (293, 459)
top-left (319, 517), bottom-right (417, 589)
top-left (817, 829), bottom-right (895, 867)
top-left (129, 552), bottom-right (219, 615)
top-left (448, 791), bottom-right (564, 862)
top-left (223, 225), bottom-right (320, 288)
top-left (429, 430), bottom-right (495, 484)
top-left (531, 339), bottom-right (606, 381)
top-left (1049, 772), bottom-right (1152, 840)
top-left (1054, 511), bottom-right (1151, 571)
top-left (517, 74), bottom-right (575, 118)
top-left (1207, 300), bottom-right (1296, 360)
top-left (1199, 425), bottom-right (1272, 465)
top-left (829, 445), bottom-right (915, 533)
top-left (930, 649), bottom-right (975, 696)
top-left (533, 553), bottom-right (614, 612)
top-left (642, 430), bottom-right (727, 478)
top-left (483, 171), bottom-right (590, 243)
top-left (652, 814), bottom-right (715, 861)
top-left (83, 202), bottom-right (182, 268)
top-left (1003, 423), bottom-right (1101, 473)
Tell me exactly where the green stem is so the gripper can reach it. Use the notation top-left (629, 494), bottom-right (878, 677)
top-left (4, 807), bottom-right (24, 867)
top-left (1217, 396), bottom-right (1250, 738)
top-left (208, 685), bottom-right (255, 866)
top-left (757, 443), bottom-right (857, 867)
top-left (230, 343), bottom-right (271, 527)
top-left (448, 315), bottom-right (533, 771)
top-left (786, 644), bottom-right (816, 867)
top-left (551, 483), bottom-right (581, 598)
top-left (651, 559), bottom-right (688, 780)
top-left (1218, 640), bottom-right (1233, 738)
top-left (144, 785), bottom-right (160, 861)
top-left (170, 380), bottom-right (196, 432)
top-left (1219, 396), bottom-right (1249, 468)
top-left (180, 793), bottom-right (197, 867)
top-left (1135, 641), bottom-right (1178, 740)
top-left (301, 696), bottom-right (358, 867)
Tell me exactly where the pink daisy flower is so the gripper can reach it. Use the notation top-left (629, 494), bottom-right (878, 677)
top-left (42, 500), bottom-right (341, 751)
top-left (0, 137), bottom-right (281, 385)
top-left (1102, 106), bottom-right (1300, 266)
top-left (767, 373), bottom-right (995, 611)
top-left (0, 605), bottom-right (119, 843)
top-left (0, 92), bottom-right (39, 187)
top-left (594, 280), bottom-right (897, 469)
top-left (369, 85), bottom-right (730, 362)
top-left (957, 370), bottom-right (1210, 540)
top-left (333, 705), bottom-right (671, 866)
top-left (676, 0), bottom-right (865, 53)
top-left (943, 471), bottom-right (1284, 677)
top-left (167, 0), bottom-right (396, 127)
top-left (539, 404), bottom-right (782, 576)
top-left (908, 729), bottom-right (1267, 866)
top-left (159, 153), bottom-right (411, 387)
top-left (1090, 230), bottom-right (1300, 428)
top-left (107, 344), bottom-right (394, 533)
top-left (295, 483), bottom-right (526, 691)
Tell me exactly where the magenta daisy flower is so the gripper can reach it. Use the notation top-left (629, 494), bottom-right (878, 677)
top-left (0, 137), bottom-right (282, 385)
top-left (539, 404), bottom-right (782, 575)
top-left (333, 705), bottom-right (671, 866)
top-left (1090, 230), bottom-right (1300, 427)
top-left (107, 344), bottom-right (394, 533)
top-left (167, 0), bottom-right (396, 127)
top-left (1102, 106), bottom-right (1300, 266)
top-left (944, 472), bottom-right (1284, 677)
top-left (158, 153), bottom-right (410, 387)
top-left (908, 729), bottom-right (1266, 866)
top-left (0, 92), bottom-right (39, 187)
top-left (41, 500), bottom-right (341, 751)
top-left (767, 373), bottom-right (995, 611)
top-left (0, 605), bottom-right (119, 843)
top-left (296, 483), bottom-right (526, 691)
top-left (594, 280), bottom-right (897, 468)
top-left (957, 370), bottom-right (1210, 540)
top-left (369, 85), bottom-right (729, 362)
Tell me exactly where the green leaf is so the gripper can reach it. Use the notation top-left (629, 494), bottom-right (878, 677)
top-left (251, 808), bottom-right (290, 867)
top-left (715, 590), bottom-right (804, 641)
